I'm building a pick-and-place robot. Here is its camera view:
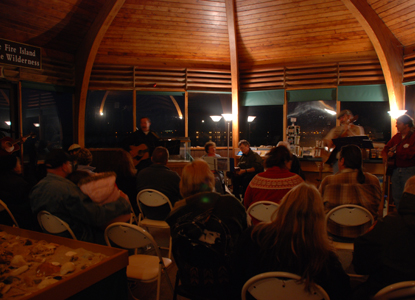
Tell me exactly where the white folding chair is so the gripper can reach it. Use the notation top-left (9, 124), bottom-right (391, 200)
top-left (246, 201), bottom-right (279, 225)
top-left (241, 271), bottom-right (330, 300)
top-left (105, 222), bottom-right (173, 300)
top-left (37, 210), bottom-right (77, 240)
top-left (136, 189), bottom-right (173, 258)
top-left (0, 199), bottom-right (19, 227)
top-left (326, 204), bottom-right (374, 227)
top-left (372, 281), bottom-right (415, 300)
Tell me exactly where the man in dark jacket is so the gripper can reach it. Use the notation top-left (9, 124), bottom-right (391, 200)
top-left (352, 175), bottom-right (415, 299)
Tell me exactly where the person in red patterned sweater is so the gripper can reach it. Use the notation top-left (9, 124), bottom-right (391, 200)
top-left (244, 146), bottom-right (303, 224)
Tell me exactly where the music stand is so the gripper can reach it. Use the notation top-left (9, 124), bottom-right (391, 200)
top-left (326, 136), bottom-right (373, 165)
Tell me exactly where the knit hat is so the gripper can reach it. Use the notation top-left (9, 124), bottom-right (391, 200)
top-left (337, 110), bottom-right (353, 120)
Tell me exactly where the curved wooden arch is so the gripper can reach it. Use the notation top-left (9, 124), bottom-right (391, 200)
top-left (342, 0), bottom-right (404, 135)
top-left (75, 0), bottom-right (125, 146)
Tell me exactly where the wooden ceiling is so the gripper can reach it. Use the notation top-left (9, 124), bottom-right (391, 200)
top-left (2, 0), bottom-right (415, 71)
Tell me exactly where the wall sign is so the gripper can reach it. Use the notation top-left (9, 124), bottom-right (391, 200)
top-left (0, 39), bottom-right (42, 70)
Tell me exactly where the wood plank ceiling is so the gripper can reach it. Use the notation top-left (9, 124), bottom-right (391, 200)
top-left (1, 0), bottom-right (415, 77)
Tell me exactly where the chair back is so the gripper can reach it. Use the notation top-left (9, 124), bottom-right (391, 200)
top-left (37, 210), bottom-right (77, 240)
top-left (0, 200), bottom-right (19, 227)
top-left (247, 201), bottom-right (279, 222)
top-left (241, 272), bottom-right (330, 300)
top-left (326, 204), bottom-right (374, 226)
top-left (105, 222), bottom-right (163, 258)
top-left (136, 189), bottom-right (173, 219)
top-left (372, 281), bottom-right (415, 300)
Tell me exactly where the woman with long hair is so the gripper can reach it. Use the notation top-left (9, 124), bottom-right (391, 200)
top-left (233, 182), bottom-right (351, 300)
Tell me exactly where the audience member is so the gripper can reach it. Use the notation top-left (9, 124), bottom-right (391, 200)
top-left (30, 149), bottom-right (131, 244)
top-left (233, 140), bottom-right (264, 200)
top-left (277, 141), bottom-right (305, 179)
top-left (136, 146), bottom-right (181, 220)
top-left (68, 143), bottom-right (81, 170)
top-left (319, 144), bottom-right (381, 239)
top-left (202, 141), bottom-right (226, 194)
top-left (232, 182), bottom-right (351, 300)
top-left (352, 175), bottom-right (415, 299)
top-left (382, 114), bottom-right (415, 210)
top-left (0, 155), bottom-right (36, 230)
top-left (166, 159), bottom-right (247, 299)
top-left (76, 148), bottom-right (95, 173)
top-left (244, 146), bottom-right (303, 224)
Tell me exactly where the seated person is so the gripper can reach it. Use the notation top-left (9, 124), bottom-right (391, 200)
top-left (276, 141), bottom-right (305, 179)
top-left (68, 170), bottom-right (131, 227)
top-left (319, 144), bottom-right (381, 239)
top-left (30, 149), bottom-right (131, 245)
top-left (352, 175), bottom-right (415, 299)
top-left (136, 146), bottom-right (181, 220)
top-left (166, 159), bottom-right (247, 299)
top-left (233, 140), bottom-right (264, 200)
top-left (75, 148), bottom-right (95, 173)
top-left (232, 182), bottom-right (351, 300)
top-left (244, 146), bottom-right (303, 224)
top-left (0, 155), bottom-right (36, 230)
top-left (202, 141), bottom-right (226, 194)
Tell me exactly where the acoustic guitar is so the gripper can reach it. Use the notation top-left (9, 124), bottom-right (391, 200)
top-left (0, 133), bottom-right (35, 156)
top-left (129, 143), bottom-right (150, 166)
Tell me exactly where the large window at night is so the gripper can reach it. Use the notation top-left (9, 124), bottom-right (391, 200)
top-left (21, 85), bottom-right (73, 161)
top-left (239, 105), bottom-right (284, 147)
top-left (135, 92), bottom-right (185, 139)
top-left (0, 86), bottom-right (11, 139)
top-left (287, 100), bottom-right (337, 148)
top-left (188, 92), bottom-right (232, 147)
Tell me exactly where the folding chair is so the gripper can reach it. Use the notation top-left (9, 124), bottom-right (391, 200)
top-left (241, 271), bottom-right (330, 300)
top-left (136, 189), bottom-right (173, 258)
top-left (105, 222), bottom-right (173, 300)
top-left (0, 199), bottom-right (19, 227)
top-left (246, 201), bottom-right (279, 225)
top-left (372, 281), bottom-right (415, 300)
top-left (37, 210), bottom-right (77, 240)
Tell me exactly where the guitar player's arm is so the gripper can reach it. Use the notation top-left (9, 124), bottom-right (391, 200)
top-left (382, 137), bottom-right (397, 164)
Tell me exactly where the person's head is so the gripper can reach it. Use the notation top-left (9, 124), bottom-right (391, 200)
top-left (396, 114), bottom-right (414, 133)
top-left (140, 117), bottom-right (151, 133)
top-left (45, 149), bottom-right (72, 177)
top-left (0, 155), bottom-right (21, 174)
top-left (339, 145), bottom-right (365, 183)
top-left (276, 141), bottom-right (291, 151)
top-left (113, 149), bottom-right (137, 178)
top-left (68, 144), bottom-right (81, 156)
top-left (265, 146), bottom-right (292, 169)
top-left (180, 159), bottom-right (215, 198)
top-left (337, 109), bottom-right (353, 124)
top-left (252, 182), bottom-right (333, 288)
top-left (238, 140), bottom-right (250, 155)
top-left (152, 146), bottom-right (169, 165)
top-left (204, 141), bottom-right (217, 156)
top-left (77, 148), bottom-right (93, 166)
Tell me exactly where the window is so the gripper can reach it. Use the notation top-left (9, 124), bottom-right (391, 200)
top-left (0, 86), bottom-right (11, 139)
top-left (85, 90), bottom-right (133, 148)
top-left (21, 86), bottom-right (73, 161)
top-left (188, 93), bottom-right (231, 147)
top-left (287, 100), bottom-right (337, 148)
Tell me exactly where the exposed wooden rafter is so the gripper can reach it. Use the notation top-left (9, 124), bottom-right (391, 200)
top-left (75, 0), bottom-right (125, 146)
top-left (225, 0), bottom-right (239, 151)
top-left (341, 0), bottom-right (404, 135)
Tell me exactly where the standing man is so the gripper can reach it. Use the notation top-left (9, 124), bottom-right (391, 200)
top-left (233, 140), bottom-right (264, 200)
top-left (136, 146), bottom-right (182, 220)
top-left (122, 117), bottom-right (160, 172)
top-left (382, 114), bottom-right (415, 210)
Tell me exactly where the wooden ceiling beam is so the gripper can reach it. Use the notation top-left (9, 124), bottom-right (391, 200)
top-left (341, 0), bottom-right (404, 135)
top-left (225, 0), bottom-right (239, 154)
top-left (75, 0), bottom-right (125, 146)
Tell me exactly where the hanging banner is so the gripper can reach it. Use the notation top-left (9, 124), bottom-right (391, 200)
top-left (0, 39), bottom-right (42, 69)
